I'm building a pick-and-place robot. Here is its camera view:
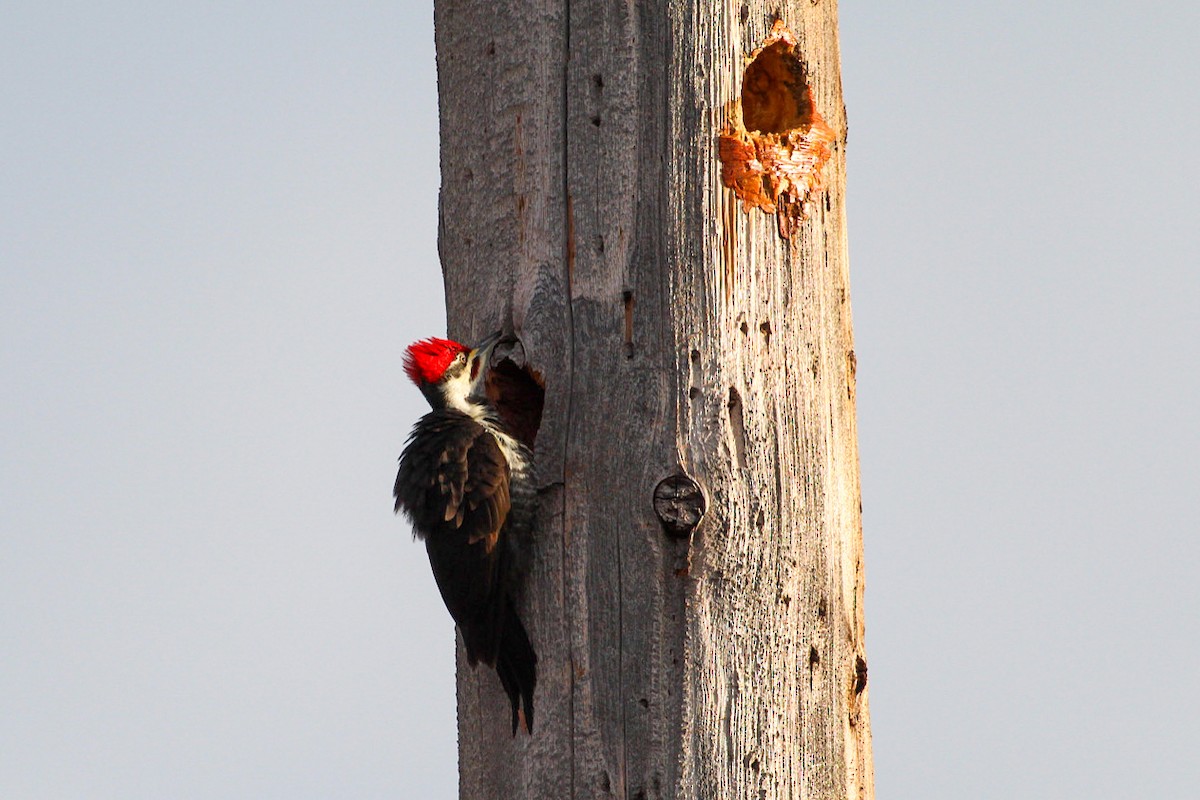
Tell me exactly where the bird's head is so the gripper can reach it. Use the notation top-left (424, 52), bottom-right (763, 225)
top-left (403, 331), bottom-right (505, 412)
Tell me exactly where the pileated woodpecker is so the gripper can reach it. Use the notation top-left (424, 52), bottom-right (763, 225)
top-left (393, 331), bottom-right (537, 734)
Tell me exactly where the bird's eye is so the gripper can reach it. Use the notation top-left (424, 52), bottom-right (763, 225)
top-left (455, 352), bottom-right (466, 364)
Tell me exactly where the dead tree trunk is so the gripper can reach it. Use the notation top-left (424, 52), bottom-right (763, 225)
top-left (435, 0), bottom-right (872, 797)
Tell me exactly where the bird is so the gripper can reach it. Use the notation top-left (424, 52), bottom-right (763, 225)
top-left (393, 331), bottom-right (537, 734)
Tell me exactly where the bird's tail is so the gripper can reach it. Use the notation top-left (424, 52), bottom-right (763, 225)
top-left (495, 600), bottom-right (537, 735)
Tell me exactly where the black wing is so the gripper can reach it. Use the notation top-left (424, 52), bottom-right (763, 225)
top-left (394, 409), bottom-right (537, 733)
top-left (393, 410), bottom-right (511, 663)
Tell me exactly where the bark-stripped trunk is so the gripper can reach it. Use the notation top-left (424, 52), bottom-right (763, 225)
top-left (434, 0), bottom-right (872, 797)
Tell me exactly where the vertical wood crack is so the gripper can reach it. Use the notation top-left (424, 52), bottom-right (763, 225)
top-left (561, 2), bottom-right (576, 797)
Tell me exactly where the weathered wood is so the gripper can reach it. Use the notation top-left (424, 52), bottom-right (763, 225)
top-left (435, 0), bottom-right (872, 797)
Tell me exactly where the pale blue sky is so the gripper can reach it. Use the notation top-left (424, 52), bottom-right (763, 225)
top-left (3, 2), bottom-right (1198, 798)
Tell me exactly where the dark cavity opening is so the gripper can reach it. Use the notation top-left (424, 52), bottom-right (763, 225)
top-left (486, 352), bottom-right (545, 450)
top-left (741, 40), bottom-right (815, 134)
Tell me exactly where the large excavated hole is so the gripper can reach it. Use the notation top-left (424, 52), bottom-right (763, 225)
top-left (741, 39), bottom-right (815, 134)
top-left (718, 20), bottom-right (835, 235)
top-left (486, 347), bottom-right (545, 450)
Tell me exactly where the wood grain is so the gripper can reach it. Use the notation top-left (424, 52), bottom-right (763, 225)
top-left (435, 0), bottom-right (872, 797)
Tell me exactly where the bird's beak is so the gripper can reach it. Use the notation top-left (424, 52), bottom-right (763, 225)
top-left (468, 329), bottom-right (506, 391)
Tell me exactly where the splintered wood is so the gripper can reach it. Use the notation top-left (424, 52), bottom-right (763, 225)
top-left (719, 20), bottom-right (835, 238)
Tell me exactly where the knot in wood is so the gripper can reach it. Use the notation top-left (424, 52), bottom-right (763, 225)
top-left (653, 474), bottom-right (705, 537)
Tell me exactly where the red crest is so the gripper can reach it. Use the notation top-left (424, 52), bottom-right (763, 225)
top-left (404, 337), bottom-right (469, 385)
